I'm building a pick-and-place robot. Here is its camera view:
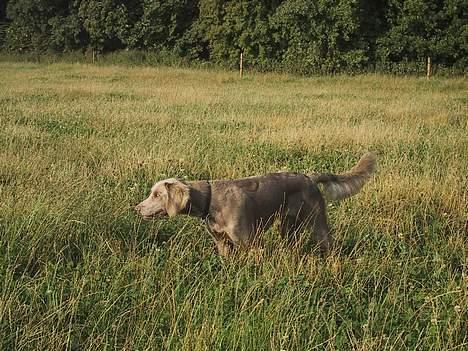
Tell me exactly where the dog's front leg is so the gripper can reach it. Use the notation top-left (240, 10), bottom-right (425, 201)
top-left (206, 221), bottom-right (234, 257)
top-left (214, 239), bottom-right (233, 257)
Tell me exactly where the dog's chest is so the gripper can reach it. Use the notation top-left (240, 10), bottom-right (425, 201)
top-left (207, 218), bottom-right (222, 233)
top-left (206, 217), bottom-right (231, 241)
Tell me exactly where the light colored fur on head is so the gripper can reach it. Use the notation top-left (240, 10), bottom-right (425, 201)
top-left (164, 179), bottom-right (190, 217)
top-left (314, 152), bottom-right (377, 201)
top-left (136, 178), bottom-right (190, 218)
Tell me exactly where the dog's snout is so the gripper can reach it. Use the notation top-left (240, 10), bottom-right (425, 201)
top-left (134, 203), bottom-right (141, 212)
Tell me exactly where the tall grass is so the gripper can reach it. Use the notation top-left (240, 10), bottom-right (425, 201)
top-left (0, 62), bottom-right (466, 350)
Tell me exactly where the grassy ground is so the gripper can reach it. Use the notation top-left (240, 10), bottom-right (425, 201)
top-left (0, 62), bottom-right (466, 350)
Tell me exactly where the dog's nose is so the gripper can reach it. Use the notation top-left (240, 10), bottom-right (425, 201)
top-left (134, 203), bottom-right (141, 212)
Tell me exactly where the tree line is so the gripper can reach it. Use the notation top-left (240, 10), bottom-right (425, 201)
top-left (1, 0), bottom-right (466, 74)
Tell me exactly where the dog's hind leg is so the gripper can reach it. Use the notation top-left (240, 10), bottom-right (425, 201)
top-left (214, 238), bottom-right (233, 257)
top-left (308, 199), bottom-right (333, 255)
top-left (311, 214), bottom-right (332, 254)
top-left (280, 215), bottom-right (304, 247)
top-left (298, 196), bottom-right (333, 255)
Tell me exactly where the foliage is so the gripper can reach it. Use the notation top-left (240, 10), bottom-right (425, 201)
top-left (271, 0), bottom-right (367, 73)
top-left (128, 0), bottom-right (198, 53)
top-left (48, 1), bottom-right (87, 52)
top-left (192, 0), bottom-right (280, 68)
top-left (377, 0), bottom-right (468, 68)
top-left (4, 0), bottom-right (59, 51)
top-left (3, 0), bottom-right (467, 73)
top-left (78, 0), bottom-right (133, 52)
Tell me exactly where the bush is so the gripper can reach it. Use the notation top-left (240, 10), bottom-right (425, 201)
top-left (2, 0), bottom-right (466, 74)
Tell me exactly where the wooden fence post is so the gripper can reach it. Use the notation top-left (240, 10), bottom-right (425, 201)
top-left (426, 56), bottom-right (432, 79)
top-left (240, 51), bottom-right (243, 78)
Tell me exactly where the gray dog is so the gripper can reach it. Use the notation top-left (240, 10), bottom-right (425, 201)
top-left (135, 153), bottom-right (376, 256)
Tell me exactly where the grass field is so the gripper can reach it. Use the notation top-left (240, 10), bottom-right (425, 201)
top-left (0, 62), bottom-right (466, 350)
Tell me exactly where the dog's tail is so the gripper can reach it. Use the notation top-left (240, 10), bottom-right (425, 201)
top-left (310, 152), bottom-right (377, 201)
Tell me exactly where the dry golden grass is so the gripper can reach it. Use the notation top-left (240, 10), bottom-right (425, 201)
top-left (0, 62), bottom-right (466, 350)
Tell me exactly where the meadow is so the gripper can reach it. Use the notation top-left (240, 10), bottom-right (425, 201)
top-left (0, 61), bottom-right (466, 350)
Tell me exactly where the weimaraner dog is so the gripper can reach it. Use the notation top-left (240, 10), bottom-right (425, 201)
top-left (135, 153), bottom-right (376, 256)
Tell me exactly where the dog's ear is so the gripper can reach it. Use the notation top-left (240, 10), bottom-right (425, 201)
top-left (165, 180), bottom-right (190, 217)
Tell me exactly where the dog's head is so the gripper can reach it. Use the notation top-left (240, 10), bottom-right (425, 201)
top-left (135, 178), bottom-right (190, 219)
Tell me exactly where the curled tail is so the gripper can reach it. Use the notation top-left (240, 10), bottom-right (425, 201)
top-left (310, 153), bottom-right (377, 201)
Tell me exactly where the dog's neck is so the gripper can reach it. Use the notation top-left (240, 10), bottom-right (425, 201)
top-left (184, 180), bottom-right (211, 218)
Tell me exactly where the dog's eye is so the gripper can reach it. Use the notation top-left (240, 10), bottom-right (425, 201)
top-left (153, 193), bottom-right (159, 198)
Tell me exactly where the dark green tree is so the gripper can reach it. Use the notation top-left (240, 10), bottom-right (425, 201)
top-left (0, 0), bottom-right (9, 47)
top-left (192, 0), bottom-right (280, 68)
top-left (271, 0), bottom-right (367, 73)
top-left (128, 0), bottom-right (198, 53)
top-left (78, 0), bottom-right (143, 53)
top-left (376, 0), bottom-right (467, 67)
top-left (356, 0), bottom-right (389, 64)
top-left (5, 0), bottom-right (69, 51)
top-left (0, 0), bottom-right (8, 20)
top-left (48, 1), bottom-right (87, 52)
top-left (0, 0), bottom-right (465, 73)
